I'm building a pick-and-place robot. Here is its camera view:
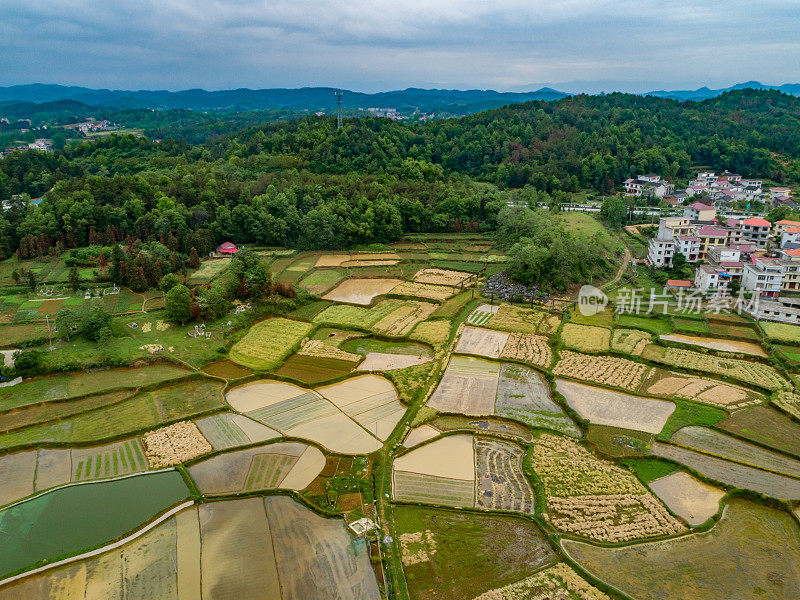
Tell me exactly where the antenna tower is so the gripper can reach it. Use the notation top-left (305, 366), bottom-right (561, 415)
top-left (335, 89), bottom-right (343, 130)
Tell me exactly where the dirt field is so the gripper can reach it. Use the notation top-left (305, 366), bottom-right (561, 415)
top-left (642, 369), bottom-right (763, 409)
top-left (199, 498), bottom-right (282, 600)
top-left (317, 375), bottom-right (405, 440)
top-left (563, 499), bottom-right (800, 600)
top-left (395, 435), bottom-right (475, 480)
top-left (556, 379), bottom-right (675, 434)
top-left (648, 471), bottom-right (724, 525)
top-left (651, 442), bottom-right (800, 499)
top-left (0, 451), bottom-right (36, 506)
top-left (266, 495), bottom-right (380, 600)
top-left (475, 438), bottom-right (535, 513)
top-left (188, 442), bottom-right (324, 494)
top-left (660, 334), bottom-right (767, 357)
top-left (322, 278), bottom-right (404, 305)
top-left (403, 425), bottom-right (441, 448)
top-left (413, 268), bottom-right (473, 286)
top-left (226, 380), bottom-right (309, 412)
top-left (358, 352), bottom-right (432, 371)
top-left (427, 357), bottom-right (501, 415)
top-left (455, 326), bottom-right (509, 358)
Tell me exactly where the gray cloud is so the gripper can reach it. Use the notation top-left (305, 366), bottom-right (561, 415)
top-left (0, 0), bottom-right (798, 91)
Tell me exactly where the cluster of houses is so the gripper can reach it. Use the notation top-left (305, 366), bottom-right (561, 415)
top-left (624, 170), bottom-right (793, 209)
top-left (646, 201), bottom-right (800, 323)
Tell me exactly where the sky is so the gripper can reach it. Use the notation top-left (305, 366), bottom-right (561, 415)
top-left (1, 0), bottom-right (799, 93)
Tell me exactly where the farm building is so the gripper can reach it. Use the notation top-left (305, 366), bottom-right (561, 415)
top-left (217, 242), bottom-right (239, 254)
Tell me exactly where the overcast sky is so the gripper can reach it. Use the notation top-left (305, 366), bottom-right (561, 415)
top-left (1, 0), bottom-right (799, 92)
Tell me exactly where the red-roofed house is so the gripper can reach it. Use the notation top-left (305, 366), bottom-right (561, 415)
top-left (781, 226), bottom-right (800, 248)
top-left (695, 225), bottom-right (727, 259)
top-left (666, 279), bottom-right (692, 291)
top-left (773, 219), bottom-right (800, 238)
top-left (741, 217), bottom-right (771, 248)
top-left (742, 256), bottom-right (785, 297)
top-left (217, 242), bottom-right (239, 254)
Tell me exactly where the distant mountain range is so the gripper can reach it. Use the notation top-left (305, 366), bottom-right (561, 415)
top-left (0, 81), bottom-right (798, 116)
top-left (0, 84), bottom-right (567, 114)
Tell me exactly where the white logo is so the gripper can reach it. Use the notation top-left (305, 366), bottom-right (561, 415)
top-left (577, 285), bottom-right (608, 316)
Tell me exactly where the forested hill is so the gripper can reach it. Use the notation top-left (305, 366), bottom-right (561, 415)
top-left (0, 89), bottom-right (798, 259)
top-left (213, 89), bottom-right (800, 191)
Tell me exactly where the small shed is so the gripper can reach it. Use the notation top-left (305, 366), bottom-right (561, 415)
top-left (217, 242), bottom-right (238, 255)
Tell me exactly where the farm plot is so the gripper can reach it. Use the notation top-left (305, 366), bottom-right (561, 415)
top-left (142, 421), bottom-right (212, 468)
top-left (707, 321), bottom-right (760, 340)
top-left (640, 345), bottom-right (788, 391)
top-left (276, 354), bottom-right (357, 383)
top-left (343, 337), bottom-right (433, 371)
top-left (392, 281), bottom-right (454, 301)
top-left (427, 356), bottom-right (501, 415)
top-left (0, 451), bottom-right (37, 507)
top-left (563, 499), bottom-right (800, 600)
top-left (199, 498), bottom-right (282, 599)
top-left (393, 435), bottom-right (476, 507)
top-left (553, 351), bottom-right (649, 391)
top-left (194, 412), bottom-right (280, 450)
top-left (716, 405), bottom-right (800, 457)
top-left (266, 495), bottom-right (380, 600)
top-left (529, 434), bottom-right (684, 542)
top-left (455, 326), bottom-right (509, 358)
top-left (642, 369), bottom-right (763, 409)
top-left (298, 268), bottom-right (347, 295)
top-left (317, 374), bottom-right (406, 441)
top-left (467, 304), bottom-right (499, 326)
top-left (188, 442), bottom-right (325, 494)
top-left (474, 438), bottom-right (535, 513)
top-left (297, 338), bottom-right (362, 363)
top-left (314, 298), bottom-right (408, 329)
top-left (496, 365), bottom-right (580, 437)
top-left (499, 332), bottom-right (552, 367)
top-left (413, 268), bottom-right (473, 286)
top-left (0, 504), bottom-right (187, 600)
top-left (429, 416), bottom-right (535, 444)
top-left (0, 471), bottom-right (189, 580)
top-left (322, 278), bottom-right (404, 305)
top-left (486, 305), bottom-right (561, 335)
top-left (611, 328), bottom-right (651, 355)
top-left (410, 319), bottom-right (451, 347)
top-left (403, 425), bottom-right (441, 448)
top-left (187, 257), bottom-right (230, 284)
top-left (775, 390), bottom-right (800, 419)
top-left (648, 471), bottom-right (724, 525)
top-left (372, 300), bottom-right (436, 336)
top-left (473, 563), bottom-right (611, 600)
top-left (229, 317), bottom-right (314, 370)
top-left (660, 333), bottom-right (767, 356)
top-left (225, 380), bottom-right (382, 453)
top-left (201, 359), bottom-right (252, 379)
top-left (0, 379), bottom-right (226, 451)
top-left (394, 505), bottom-right (557, 600)
top-left (761, 321), bottom-right (800, 342)
top-left (669, 426), bottom-right (800, 478)
top-left (561, 324), bottom-right (610, 353)
top-left (556, 379), bottom-right (674, 434)
top-left (650, 442), bottom-right (800, 499)
top-left (0, 363), bottom-right (191, 411)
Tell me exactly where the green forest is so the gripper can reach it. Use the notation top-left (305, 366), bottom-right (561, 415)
top-left (1, 88), bottom-right (799, 265)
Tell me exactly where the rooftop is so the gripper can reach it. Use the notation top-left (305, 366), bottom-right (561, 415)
top-left (742, 217), bottom-right (771, 227)
top-left (666, 279), bottom-right (692, 288)
top-left (689, 202), bottom-right (714, 211)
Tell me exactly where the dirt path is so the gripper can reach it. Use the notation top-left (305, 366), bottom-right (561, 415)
top-left (602, 247), bottom-right (631, 290)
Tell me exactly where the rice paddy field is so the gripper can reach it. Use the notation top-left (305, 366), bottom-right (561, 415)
top-left (563, 499), bottom-right (800, 600)
top-left (7, 233), bottom-right (800, 596)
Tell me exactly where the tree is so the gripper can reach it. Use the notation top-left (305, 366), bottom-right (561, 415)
top-left (159, 273), bottom-right (180, 293)
top-left (601, 196), bottom-right (627, 227)
top-left (96, 326), bottom-right (112, 348)
top-left (55, 307), bottom-right (79, 341)
top-left (188, 247), bottom-right (200, 269)
top-left (68, 267), bottom-right (80, 291)
top-left (79, 300), bottom-right (112, 342)
top-left (11, 269), bottom-right (19, 285)
top-left (165, 284), bottom-right (192, 324)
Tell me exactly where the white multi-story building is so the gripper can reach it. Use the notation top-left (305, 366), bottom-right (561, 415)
top-left (694, 264), bottom-right (731, 295)
top-left (740, 217), bottom-right (771, 248)
top-left (741, 257), bottom-right (785, 297)
top-left (623, 174), bottom-right (674, 198)
top-left (683, 202), bottom-right (716, 222)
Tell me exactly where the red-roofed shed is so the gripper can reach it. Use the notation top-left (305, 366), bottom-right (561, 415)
top-left (217, 242), bottom-right (239, 254)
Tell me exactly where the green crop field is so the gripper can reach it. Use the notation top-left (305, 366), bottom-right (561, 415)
top-left (230, 317), bottom-right (314, 369)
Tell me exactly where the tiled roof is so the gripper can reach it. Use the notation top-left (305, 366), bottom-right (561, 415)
top-left (743, 217), bottom-right (770, 227)
top-left (666, 279), bottom-right (692, 287)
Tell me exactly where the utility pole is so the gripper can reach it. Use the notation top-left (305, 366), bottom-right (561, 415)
top-left (335, 89), bottom-right (344, 130)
